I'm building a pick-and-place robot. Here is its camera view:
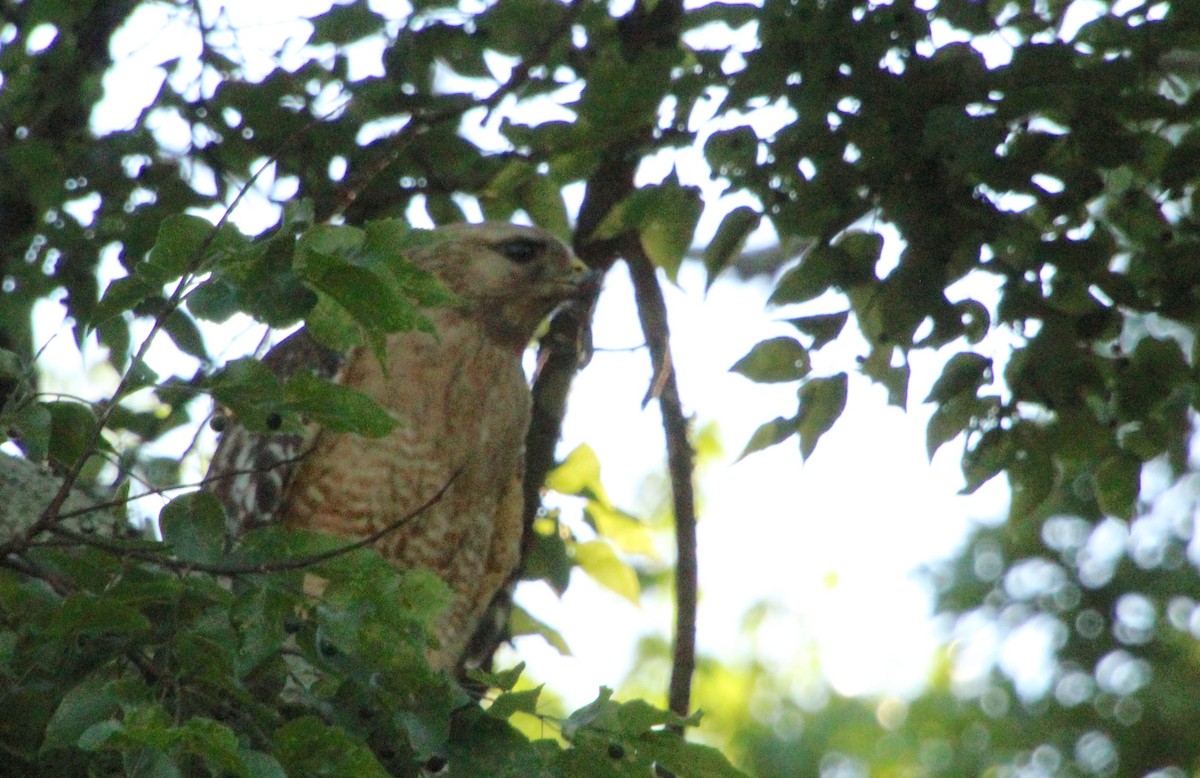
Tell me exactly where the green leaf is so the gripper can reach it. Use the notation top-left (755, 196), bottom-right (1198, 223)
top-left (1007, 443), bottom-right (1054, 525)
top-left (574, 541), bottom-right (639, 604)
top-left (45, 400), bottom-right (99, 468)
top-left (637, 174), bottom-right (703, 280)
top-left (283, 371), bottom-right (399, 438)
top-left (161, 309), bottom-right (208, 361)
top-left (274, 717), bottom-right (391, 778)
top-left (956, 299), bottom-right (990, 344)
top-left (147, 214), bottom-right (214, 278)
top-left (470, 661), bottom-right (526, 693)
top-left (926, 395), bottom-right (995, 460)
top-left (51, 592), bottom-right (152, 639)
top-left (704, 206), bottom-right (760, 288)
top-left (41, 675), bottom-right (120, 753)
top-left (508, 604), bottom-right (571, 655)
top-left (522, 173), bottom-right (572, 242)
top-left (310, 3), bottom-right (385, 45)
top-left (238, 750), bottom-right (288, 778)
top-left (1095, 452), bottom-right (1141, 520)
top-left (925, 352), bottom-right (992, 404)
top-left (616, 699), bottom-right (695, 736)
top-left (159, 491), bottom-right (226, 566)
top-left (797, 373), bottom-right (848, 460)
top-left (487, 686), bottom-right (543, 720)
top-left (961, 427), bottom-right (1012, 494)
top-left (0, 347), bottom-right (23, 380)
top-left (704, 127), bottom-right (760, 180)
top-left (784, 311), bottom-right (849, 349)
top-left (859, 344), bottom-right (909, 408)
top-left (738, 416), bottom-right (799, 460)
top-left (296, 224), bottom-right (437, 338)
top-left (634, 730), bottom-right (748, 778)
top-left (730, 337), bottom-right (811, 384)
top-left (588, 503), bottom-right (656, 558)
top-left (769, 245), bottom-right (839, 305)
top-left (94, 275), bottom-right (158, 325)
top-left (522, 519), bottom-right (573, 595)
top-left (8, 400), bottom-right (52, 460)
top-left (203, 358), bottom-right (293, 434)
top-left (546, 444), bottom-right (610, 505)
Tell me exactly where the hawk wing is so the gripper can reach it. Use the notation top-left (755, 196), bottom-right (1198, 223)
top-left (204, 329), bottom-right (345, 536)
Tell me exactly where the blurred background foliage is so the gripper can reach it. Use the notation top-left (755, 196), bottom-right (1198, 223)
top-left (4, 0), bottom-right (1200, 775)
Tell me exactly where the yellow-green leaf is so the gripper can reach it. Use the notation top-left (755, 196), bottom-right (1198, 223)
top-left (574, 541), bottom-right (639, 604)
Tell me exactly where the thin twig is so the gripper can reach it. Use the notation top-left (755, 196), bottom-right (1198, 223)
top-left (42, 469), bottom-right (459, 577)
top-left (52, 451), bottom-right (311, 522)
top-left (624, 243), bottom-right (698, 729)
top-left (1, 95), bottom-right (357, 563)
top-left (325, 0), bottom-right (585, 223)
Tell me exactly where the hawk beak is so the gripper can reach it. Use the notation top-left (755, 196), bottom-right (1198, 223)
top-left (565, 258), bottom-right (602, 300)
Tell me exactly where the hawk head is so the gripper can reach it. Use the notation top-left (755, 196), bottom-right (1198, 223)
top-left (412, 222), bottom-right (596, 347)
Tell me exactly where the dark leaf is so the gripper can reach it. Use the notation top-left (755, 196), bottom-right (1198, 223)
top-left (784, 311), bottom-right (850, 350)
top-left (159, 491), bottom-right (226, 566)
top-left (797, 373), bottom-right (848, 460)
top-left (704, 206), bottom-right (760, 287)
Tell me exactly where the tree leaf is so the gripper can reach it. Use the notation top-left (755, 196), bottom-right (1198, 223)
top-left (925, 352), bottom-right (992, 405)
top-left (508, 605), bottom-right (571, 655)
top-left (730, 336), bottom-right (811, 384)
top-left (1095, 452), bottom-right (1141, 520)
top-left (45, 400), bottom-right (100, 469)
top-left (784, 311), bottom-right (850, 350)
top-left (283, 372), bottom-right (398, 438)
top-left (41, 675), bottom-right (120, 753)
top-left (470, 661), bottom-right (526, 693)
top-left (574, 541), bottom-right (639, 604)
top-left (273, 717), bottom-right (391, 778)
top-left (704, 206), bottom-right (760, 288)
top-left (487, 686), bottom-right (543, 720)
top-left (146, 214), bottom-right (215, 278)
top-left (159, 491), bottom-right (226, 566)
top-left (797, 374), bottom-right (848, 460)
top-left (546, 444), bottom-right (610, 505)
top-left (637, 174), bottom-right (703, 280)
top-left (737, 416), bottom-right (799, 461)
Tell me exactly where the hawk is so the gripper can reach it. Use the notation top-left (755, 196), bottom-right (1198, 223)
top-left (204, 222), bottom-right (595, 673)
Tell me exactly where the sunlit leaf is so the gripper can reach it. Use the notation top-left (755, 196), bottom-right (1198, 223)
top-left (546, 444), bottom-right (610, 505)
top-left (508, 605), bottom-right (571, 655)
top-left (574, 541), bottom-right (639, 604)
top-left (588, 503), bottom-right (657, 558)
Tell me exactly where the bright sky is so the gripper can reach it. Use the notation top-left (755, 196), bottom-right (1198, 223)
top-left (19, 0), bottom-right (1143, 717)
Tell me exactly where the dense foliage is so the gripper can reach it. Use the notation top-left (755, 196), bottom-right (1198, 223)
top-left (4, 0), bottom-right (1200, 775)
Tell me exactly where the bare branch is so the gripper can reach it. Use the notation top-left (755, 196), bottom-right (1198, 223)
top-left (625, 242), bottom-right (698, 728)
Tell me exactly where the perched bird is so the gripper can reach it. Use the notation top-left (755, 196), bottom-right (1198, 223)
top-left (204, 222), bottom-right (595, 673)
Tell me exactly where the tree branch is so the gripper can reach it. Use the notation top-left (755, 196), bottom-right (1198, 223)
top-left (37, 469), bottom-right (460, 578)
top-left (624, 242), bottom-right (698, 728)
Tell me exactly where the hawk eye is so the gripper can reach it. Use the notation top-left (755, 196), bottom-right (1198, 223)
top-left (495, 237), bottom-right (544, 264)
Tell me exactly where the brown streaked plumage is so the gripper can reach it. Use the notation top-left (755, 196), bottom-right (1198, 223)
top-left (204, 222), bottom-right (594, 672)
